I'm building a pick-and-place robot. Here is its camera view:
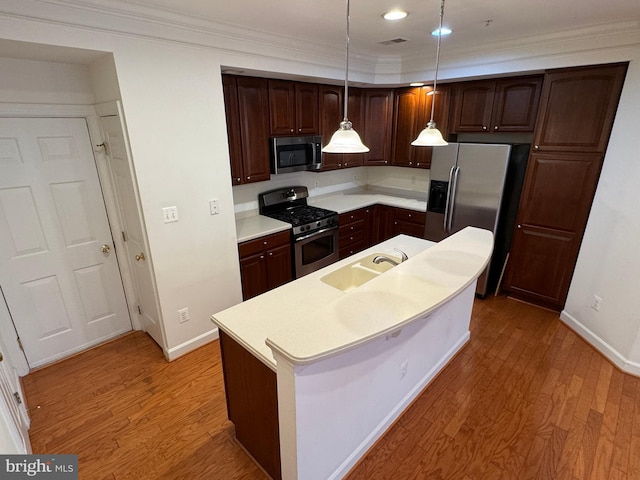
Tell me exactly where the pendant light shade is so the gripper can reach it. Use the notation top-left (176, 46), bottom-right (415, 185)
top-left (412, 0), bottom-right (448, 147)
top-left (323, 0), bottom-right (369, 154)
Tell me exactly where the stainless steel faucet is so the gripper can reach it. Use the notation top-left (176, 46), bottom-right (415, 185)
top-left (372, 248), bottom-right (408, 266)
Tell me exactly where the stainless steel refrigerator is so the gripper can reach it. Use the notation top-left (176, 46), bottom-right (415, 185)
top-left (424, 142), bottom-right (530, 296)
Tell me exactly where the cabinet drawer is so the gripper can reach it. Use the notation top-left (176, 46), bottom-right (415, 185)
top-left (393, 208), bottom-right (426, 225)
top-left (239, 230), bottom-right (291, 257)
top-left (339, 224), bottom-right (365, 248)
top-left (339, 209), bottom-right (366, 225)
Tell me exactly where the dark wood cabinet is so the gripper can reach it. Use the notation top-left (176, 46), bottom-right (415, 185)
top-left (371, 205), bottom-right (394, 244)
top-left (269, 80), bottom-right (318, 135)
top-left (392, 208), bottom-right (426, 238)
top-left (452, 76), bottom-right (542, 133)
top-left (531, 65), bottom-right (627, 153)
top-left (238, 231), bottom-right (292, 300)
top-left (222, 75), bottom-right (271, 185)
top-left (391, 85), bottom-right (451, 169)
top-left (363, 89), bottom-right (394, 166)
top-left (318, 86), bottom-right (364, 171)
top-left (219, 331), bottom-right (281, 480)
top-left (338, 208), bottom-right (370, 259)
top-left (504, 63), bottom-right (627, 310)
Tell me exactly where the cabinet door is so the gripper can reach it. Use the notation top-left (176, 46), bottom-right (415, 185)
top-left (452, 80), bottom-right (495, 132)
top-left (491, 76), bottom-right (542, 132)
top-left (295, 83), bottom-right (319, 134)
top-left (504, 152), bottom-right (604, 310)
top-left (266, 244), bottom-right (293, 290)
top-left (269, 79), bottom-right (296, 135)
top-left (391, 87), bottom-right (422, 167)
top-left (363, 89), bottom-right (394, 165)
top-left (343, 88), bottom-right (365, 168)
top-left (222, 75), bottom-right (245, 186)
top-left (318, 85), bottom-right (344, 170)
top-left (532, 64), bottom-right (627, 153)
top-left (237, 77), bottom-right (271, 183)
top-left (371, 205), bottom-right (394, 243)
top-left (239, 252), bottom-right (268, 300)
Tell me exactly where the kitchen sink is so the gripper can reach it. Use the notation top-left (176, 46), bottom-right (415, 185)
top-left (320, 253), bottom-right (400, 292)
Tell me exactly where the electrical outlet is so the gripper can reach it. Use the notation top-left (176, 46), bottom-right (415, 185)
top-left (591, 295), bottom-right (603, 312)
top-left (209, 199), bottom-right (220, 215)
top-left (178, 307), bottom-right (190, 323)
top-left (314, 181), bottom-right (320, 189)
top-left (400, 360), bottom-right (408, 379)
top-left (162, 206), bottom-right (179, 223)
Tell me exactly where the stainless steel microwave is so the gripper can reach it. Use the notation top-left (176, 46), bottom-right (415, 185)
top-left (271, 135), bottom-right (322, 174)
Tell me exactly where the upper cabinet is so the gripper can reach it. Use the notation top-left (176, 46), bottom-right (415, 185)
top-left (452, 76), bottom-right (542, 133)
top-left (269, 80), bottom-right (319, 135)
top-left (532, 64), bottom-right (627, 153)
top-left (363, 89), bottom-right (394, 166)
top-left (391, 85), bottom-right (451, 169)
top-left (318, 85), bottom-right (364, 171)
top-left (223, 75), bottom-right (271, 185)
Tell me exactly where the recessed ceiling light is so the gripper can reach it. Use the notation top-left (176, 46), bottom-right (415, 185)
top-left (431, 27), bottom-right (452, 36)
top-left (383, 10), bottom-right (408, 21)
top-left (410, 82), bottom-right (425, 87)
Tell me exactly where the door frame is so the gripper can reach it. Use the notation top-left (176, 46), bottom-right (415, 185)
top-left (0, 103), bottom-right (142, 375)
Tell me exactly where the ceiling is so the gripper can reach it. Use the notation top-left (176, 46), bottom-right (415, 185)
top-left (0, 0), bottom-right (638, 81)
top-left (70, 0), bottom-right (640, 58)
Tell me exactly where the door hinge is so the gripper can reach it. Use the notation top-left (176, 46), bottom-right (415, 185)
top-left (13, 392), bottom-right (22, 405)
top-left (137, 305), bottom-right (143, 315)
top-left (122, 231), bottom-right (127, 242)
top-left (17, 337), bottom-right (24, 352)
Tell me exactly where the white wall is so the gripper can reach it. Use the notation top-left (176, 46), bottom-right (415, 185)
top-left (562, 48), bottom-right (640, 373)
top-left (0, 57), bottom-right (94, 104)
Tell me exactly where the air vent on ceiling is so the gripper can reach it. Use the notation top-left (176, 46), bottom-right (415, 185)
top-left (378, 38), bottom-right (409, 46)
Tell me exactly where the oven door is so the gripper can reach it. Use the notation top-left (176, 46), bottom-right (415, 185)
top-left (293, 226), bottom-right (339, 278)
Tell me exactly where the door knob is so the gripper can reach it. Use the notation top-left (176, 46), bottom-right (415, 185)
top-left (101, 244), bottom-right (111, 254)
top-left (135, 252), bottom-right (146, 261)
top-left (0, 352), bottom-right (3, 362)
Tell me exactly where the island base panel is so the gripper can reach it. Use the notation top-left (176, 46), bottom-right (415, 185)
top-left (219, 331), bottom-right (281, 480)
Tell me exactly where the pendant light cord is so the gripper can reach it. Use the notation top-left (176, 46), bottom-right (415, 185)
top-left (430, 0), bottom-right (445, 124)
top-left (343, 0), bottom-right (351, 123)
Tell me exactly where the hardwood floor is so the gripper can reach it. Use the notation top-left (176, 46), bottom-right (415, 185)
top-left (23, 295), bottom-right (640, 479)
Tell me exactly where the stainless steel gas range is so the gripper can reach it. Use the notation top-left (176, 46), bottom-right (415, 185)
top-left (259, 186), bottom-right (339, 278)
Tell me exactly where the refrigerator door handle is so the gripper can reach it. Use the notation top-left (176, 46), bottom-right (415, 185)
top-left (447, 166), bottom-right (460, 233)
top-left (443, 166), bottom-right (456, 232)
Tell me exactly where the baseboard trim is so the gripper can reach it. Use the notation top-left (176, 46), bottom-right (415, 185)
top-left (165, 328), bottom-right (219, 361)
top-left (560, 311), bottom-right (640, 377)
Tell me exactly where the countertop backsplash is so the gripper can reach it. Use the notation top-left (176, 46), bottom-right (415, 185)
top-left (232, 166), bottom-right (429, 216)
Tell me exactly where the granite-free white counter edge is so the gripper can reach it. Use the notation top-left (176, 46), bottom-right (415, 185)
top-left (212, 227), bottom-right (493, 370)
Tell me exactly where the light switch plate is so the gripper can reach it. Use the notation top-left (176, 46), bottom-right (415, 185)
top-left (163, 206), bottom-right (179, 223)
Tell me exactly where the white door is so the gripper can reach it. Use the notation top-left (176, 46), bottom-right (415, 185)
top-left (0, 332), bottom-right (30, 453)
top-left (0, 117), bottom-right (132, 368)
top-left (99, 111), bottom-right (165, 348)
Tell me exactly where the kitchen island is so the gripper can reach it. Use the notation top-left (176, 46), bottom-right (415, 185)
top-left (212, 227), bottom-right (493, 480)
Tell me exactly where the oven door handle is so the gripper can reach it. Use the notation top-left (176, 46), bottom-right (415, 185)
top-left (295, 227), bottom-right (338, 242)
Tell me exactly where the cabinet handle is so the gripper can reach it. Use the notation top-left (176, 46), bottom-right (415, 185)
top-left (482, 126), bottom-right (488, 131)
top-left (247, 176), bottom-right (251, 180)
top-left (534, 145), bottom-right (539, 150)
top-left (408, 213), bottom-right (412, 218)
top-left (517, 224), bottom-right (522, 229)
top-left (494, 126), bottom-right (499, 130)
top-left (416, 163), bottom-right (421, 166)
top-left (384, 161), bottom-right (388, 164)
top-left (290, 129), bottom-right (294, 133)
top-left (269, 252), bottom-right (273, 256)
top-left (260, 255), bottom-right (265, 259)
top-left (263, 241), bottom-right (268, 245)
top-left (409, 162), bottom-right (413, 165)
top-left (339, 163), bottom-right (342, 167)
top-left (236, 177), bottom-right (241, 183)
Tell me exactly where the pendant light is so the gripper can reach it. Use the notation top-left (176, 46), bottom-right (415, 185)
top-left (323, 0), bottom-right (369, 154)
top-left (412, 0), bottom-right (448, 147)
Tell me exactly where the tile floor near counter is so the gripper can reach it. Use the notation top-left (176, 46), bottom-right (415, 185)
top-left (24, 295), bottom-right (640, 479)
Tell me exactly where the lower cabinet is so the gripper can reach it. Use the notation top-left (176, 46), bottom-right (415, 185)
top-left (219, 331), bottom-right (281, 479)
top-left (338, 208), bottom-right (370, 259)
top-left (238, 230), bottom-right (292, 300)
top-left (392, 208), bottom-right (426, 238)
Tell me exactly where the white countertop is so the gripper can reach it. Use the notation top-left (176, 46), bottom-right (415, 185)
top-left (213, 227), bottom-right (493, 370)
top-left (235, 189), bottom-right (428, 243)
